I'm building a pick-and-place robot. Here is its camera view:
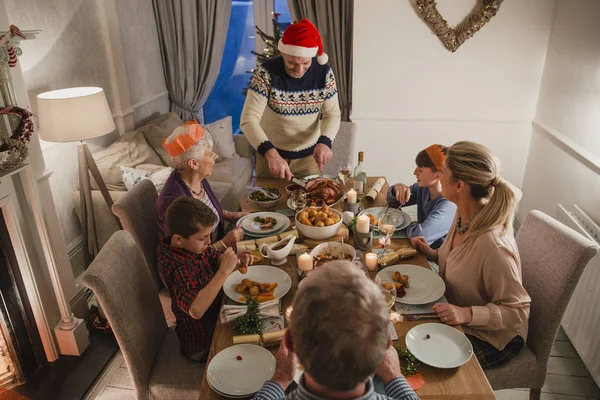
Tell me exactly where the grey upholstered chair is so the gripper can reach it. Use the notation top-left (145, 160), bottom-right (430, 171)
top-left (83, 231), bottom-right (203, 399)
top-left (112, 179), bottom-right (175, 326)
top-left (485, 210), bottom-right (599, 399)
top-left (323, 121), bottom-right (357, 177)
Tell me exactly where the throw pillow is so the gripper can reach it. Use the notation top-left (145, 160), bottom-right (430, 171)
top-left (137, 112), bottom-right (183, 167)
top-left (120, 165), bottom-right (174, 192)
top-left (91, 131), bottom-right (164, 191)
top-left (205, 116), bottom-right (238, 161)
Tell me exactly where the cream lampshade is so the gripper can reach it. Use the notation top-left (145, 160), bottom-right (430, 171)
top-left (37, 87), bottom-right (115, 142)
top-left (36, 87), bottom-right (120, 261)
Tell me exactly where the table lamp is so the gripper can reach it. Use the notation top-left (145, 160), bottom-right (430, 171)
top-left (37, 87), bottom-right (122, 260)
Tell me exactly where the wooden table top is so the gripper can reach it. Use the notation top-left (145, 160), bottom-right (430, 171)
top-left (198, 177), bottom-right (495, 399)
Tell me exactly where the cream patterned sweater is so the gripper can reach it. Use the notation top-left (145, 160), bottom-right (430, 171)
top-left (240, 56), bottom-right (341, 159)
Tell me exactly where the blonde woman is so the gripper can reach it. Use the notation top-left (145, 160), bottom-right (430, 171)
top-left (156, 122), bottom-right (244, 248)
top-left (412, 141), bottom-right (531, 368)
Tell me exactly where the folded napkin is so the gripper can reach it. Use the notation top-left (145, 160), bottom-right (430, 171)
top-left (220, 299), bottom-right (280, 323)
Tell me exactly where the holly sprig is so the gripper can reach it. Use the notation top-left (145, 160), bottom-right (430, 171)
top-left (233, 297), bottom-right (263, 336)
top-left (396, 345), bottom-right (419, 377)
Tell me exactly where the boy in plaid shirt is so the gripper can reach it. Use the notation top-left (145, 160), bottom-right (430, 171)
top-left (158, 196), bottom-right (252, 361)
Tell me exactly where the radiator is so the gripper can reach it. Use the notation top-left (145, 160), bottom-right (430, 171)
top-left (556, 204), bottom-right (600, 386)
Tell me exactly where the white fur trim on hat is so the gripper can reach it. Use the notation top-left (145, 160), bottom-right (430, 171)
top-left (278, 40), bottom-right (318, 58)
top-left (317, 53), bottom-right (328, 65)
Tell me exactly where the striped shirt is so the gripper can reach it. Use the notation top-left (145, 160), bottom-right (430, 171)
top-left (253, 376), bottom-right (419, 400)
top-left (198, 191), bottom-right (220, 242)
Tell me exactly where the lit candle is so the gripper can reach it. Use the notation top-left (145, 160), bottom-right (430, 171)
top-left (365, 253), bottom-right (378, 271)
top-left (347, 188), bottom-right (357, 204)
top-left (356, 215), bottom-right (370, 233)
top-left (297, 253), bottom-right (313, 271)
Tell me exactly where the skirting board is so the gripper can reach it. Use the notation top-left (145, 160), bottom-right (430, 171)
top-left (68, 236), bottom-right (89, 319)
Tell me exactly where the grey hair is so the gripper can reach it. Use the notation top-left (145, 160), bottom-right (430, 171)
top-left (169, 130), bottom-right (214, 171)
top-left (291, 261), bottom-right (389, 391)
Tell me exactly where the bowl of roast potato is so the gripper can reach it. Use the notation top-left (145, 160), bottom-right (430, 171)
top-left (295, 205), bottom-right (343, 240)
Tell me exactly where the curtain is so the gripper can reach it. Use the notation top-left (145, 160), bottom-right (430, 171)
top-left (287, 0), bottom-right (353, 121)
top-left (152, 0), bottom-right (231, 122)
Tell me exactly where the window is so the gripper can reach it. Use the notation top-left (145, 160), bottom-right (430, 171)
top-left (203, 0), bottom-right (292, 133)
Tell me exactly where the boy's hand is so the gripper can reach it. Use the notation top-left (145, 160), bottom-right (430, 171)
top-left (218, 248), bottom-right (239, 277)
top-left (393, 184), bottom-right (411, 205)
top-left (237, 251), bottom-right (254, 274)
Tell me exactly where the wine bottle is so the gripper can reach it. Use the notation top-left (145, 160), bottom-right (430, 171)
top-left (353, 151), bottom-right (367, 198)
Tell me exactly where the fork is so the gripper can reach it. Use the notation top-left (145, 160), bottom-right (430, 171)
top-left (403, 314), bottom-right (440, 321)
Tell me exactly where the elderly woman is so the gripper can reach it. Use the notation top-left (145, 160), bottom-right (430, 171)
top-left (156, 122), bottom-right (244, 248)
top-left (412, 141), bottom-right (530, 369)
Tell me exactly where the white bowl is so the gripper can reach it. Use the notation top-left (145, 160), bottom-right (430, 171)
top-left (310, 242), bottom-right (356, 268)
top-left (295, 208), bottom-right (343, 240)
top-left (247, 190), bottom-right (282, 210)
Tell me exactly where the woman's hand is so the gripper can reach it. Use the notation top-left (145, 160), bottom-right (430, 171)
top-left (224, 210), bottom-right (248, 222)
top-left (433, 303), bottom-right (472, 325)
top-left (411, 236), bottom-right (437, 260)
top-left (393, 184), bottom-right (411, 205)
top-left (222, 227), bottom-right (244, 247)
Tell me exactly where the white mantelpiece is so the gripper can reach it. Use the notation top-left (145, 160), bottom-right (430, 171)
top-left (0, 19), bottom-right (88, 359)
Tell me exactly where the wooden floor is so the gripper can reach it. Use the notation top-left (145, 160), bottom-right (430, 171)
top-left (495, 327), bottom-right (600, 400)
top-left (84, 326), bottom-right (599, 400)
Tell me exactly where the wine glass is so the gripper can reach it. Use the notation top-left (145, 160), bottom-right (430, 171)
top-left (378, 211), bottom-right (399, 256)
top-left (290, 190), bottom-right (307, 213)
top-left (375, 276), bottom-right (397, 311)
top-left (337, 162), bottom-right (352, 190)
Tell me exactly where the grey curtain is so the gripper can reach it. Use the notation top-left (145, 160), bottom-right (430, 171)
top-left (287, 0), bottom-right (353, 121)
top-left (152, 0), bottom-right (231, 122)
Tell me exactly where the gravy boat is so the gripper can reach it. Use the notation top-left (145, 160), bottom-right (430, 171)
top-left (259, 235), bottom-right (296, 266)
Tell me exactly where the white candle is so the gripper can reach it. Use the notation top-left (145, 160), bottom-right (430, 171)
top-left (347, 188), bottom-right (357, 204)
top-left (365, 253), bottom-right (378, 271)
top-left (298, 253), bottom-right (313, 271)
top-left (356, 215), bottom-right (370, 233)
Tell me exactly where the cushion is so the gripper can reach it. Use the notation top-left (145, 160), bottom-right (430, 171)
top-left (137, 112), bottom-right (184, 166)
top-left (120, 165), bottom-right (174, 192)
top-left (205, 116), bottom-right (238, 161)
top-left (209, 157), bottom-right (252, 199)
top-left (91, 131), bottom-right (163, 191)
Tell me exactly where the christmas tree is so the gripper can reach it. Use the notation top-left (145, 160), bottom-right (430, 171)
top-left (243, 13), bottom-right (283, 96)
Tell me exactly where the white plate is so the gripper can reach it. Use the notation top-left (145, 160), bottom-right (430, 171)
top-left (237, 215), bottom-right (291, 238)
top-left (405, 323), bottom-right (473, 368)
top-left (207, 344), bottom-right (276, 397)
top-left (359, 207), bottom-right (411, 231)
top-left (240, 212), bottom-right (285, 234)
top-left (223, 265), bottom-right (292, 304)
top-left (376, 264), bottom-right (446, 305)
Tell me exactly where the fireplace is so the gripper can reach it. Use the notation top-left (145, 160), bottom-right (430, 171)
top-left (0, 211), bottom-right (46, 388)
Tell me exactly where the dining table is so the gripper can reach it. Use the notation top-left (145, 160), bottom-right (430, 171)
top-left (198, 176), bottom-right (496, 400)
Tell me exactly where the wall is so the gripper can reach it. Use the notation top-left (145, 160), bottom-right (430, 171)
top-left (519, 0), bottom-right (600, 224)
top-left (5, 0), bottom-right (168, 261)
top-left (352, 0), bottom-right (556, 188)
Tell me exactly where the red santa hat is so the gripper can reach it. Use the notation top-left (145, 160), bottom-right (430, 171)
top-left (278, 18), bottom-right (328, 65)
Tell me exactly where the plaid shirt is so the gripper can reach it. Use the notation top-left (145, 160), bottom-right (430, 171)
top-left (157, 238), bottom-right (223, 357)
top-left (253, 376), bottom-right (419, 400)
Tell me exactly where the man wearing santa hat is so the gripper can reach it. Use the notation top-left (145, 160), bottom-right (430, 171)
top-left (241, 18), bottom-right (341, 180)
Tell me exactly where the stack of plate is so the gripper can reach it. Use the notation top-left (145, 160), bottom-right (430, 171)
top-left (207, 344), bottom-right (276, 397)
top-left (236, 212), bottom-right (290, 238)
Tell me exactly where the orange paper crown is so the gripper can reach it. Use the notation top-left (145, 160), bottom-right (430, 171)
top-left (425, 144), bottom-right (446, 172)
top-left (162, 121), bottom-right (205, 157)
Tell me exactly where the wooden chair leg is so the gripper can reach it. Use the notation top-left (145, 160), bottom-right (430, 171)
top-left (529, 388), bottom-right (541, 400)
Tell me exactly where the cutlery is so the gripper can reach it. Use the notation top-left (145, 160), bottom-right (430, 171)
top-left (245, 186), bottom-right (279, 200)
top-left (290, 177), bottom-right (307, 189)
top-left (403, 314), bottom-right (440, 321)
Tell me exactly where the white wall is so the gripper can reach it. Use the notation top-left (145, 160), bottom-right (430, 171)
top-left (6, 0), bottom-right (167, 252)
top-left (520, 0), bottom-right (600, 224)
top-left (352, 0), bottom-right (556, 188)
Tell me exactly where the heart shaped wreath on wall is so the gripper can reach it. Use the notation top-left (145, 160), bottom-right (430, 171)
top-left (0, 106), bottom-right (33, 170)
top-left (416, 0), bottom-right (504, 52)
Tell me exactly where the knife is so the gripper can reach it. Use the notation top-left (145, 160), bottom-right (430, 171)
top-left (291, 177), bottom-right (307, 189)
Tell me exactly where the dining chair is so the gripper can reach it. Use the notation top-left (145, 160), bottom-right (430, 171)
top-left (83, 231), bottom-right (203, 400)
top-left (323, 121), bottom-right (357, 177)
top-left (485, 210), bottom-right (599, 399)
top-left (111, 179), bottom-right (175, 326)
